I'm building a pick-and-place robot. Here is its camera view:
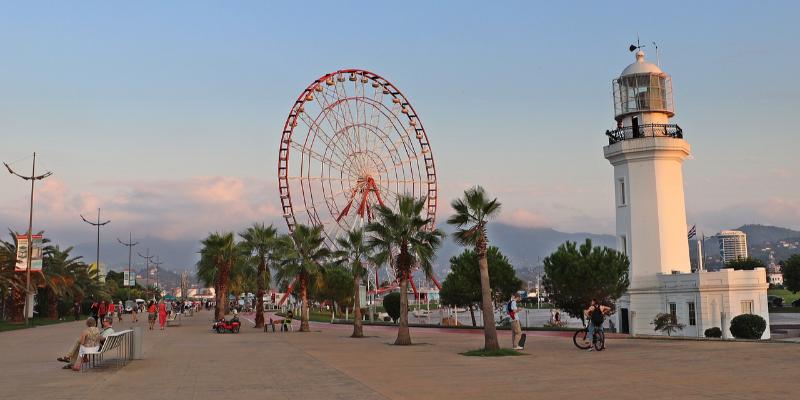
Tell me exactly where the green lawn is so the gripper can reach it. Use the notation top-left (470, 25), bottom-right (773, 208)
top-left (769, 289), bottom-right (800, 305)
top-left (0, 318), bottom-right (72, 332)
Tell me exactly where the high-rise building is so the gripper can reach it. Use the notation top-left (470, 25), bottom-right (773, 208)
top-left (717, 230), bottom-right (748, 263)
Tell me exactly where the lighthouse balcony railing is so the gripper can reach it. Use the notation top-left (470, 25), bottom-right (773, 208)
top-left (605, 123), bottom-right (683, 145)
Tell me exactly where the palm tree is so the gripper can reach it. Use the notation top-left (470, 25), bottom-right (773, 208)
top-left (277, 225), bottom-right (330, 332)
top-left (447, 186), bottom-right (502, 351)
top-left (239, 223), bottom-right (280, 328)
top-left (366, 195), bottom-right (444, 345)
top-left (40, 245), bottom-right (83, 319)
top-left (0, 234), bottom-right (24, 321)
top-left (333, 228), bottom-right (371, 338)
top-left (197, 232), bottom-right (238, 321)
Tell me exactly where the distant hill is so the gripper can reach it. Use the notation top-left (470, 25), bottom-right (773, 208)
top-left (735, 224), bottom-right (800, 245)
top-left (434, 223), bottom-right (615, 279)
top-left (690, 224), bottom-right (800, 267)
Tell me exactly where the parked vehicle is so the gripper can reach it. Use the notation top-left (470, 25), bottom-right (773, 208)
top-left (768, 296), bottom-right (784, 308)
top-left (792, 299), bottom-right (800, 308)
top-left (212, 317), bottom-right (241, 333)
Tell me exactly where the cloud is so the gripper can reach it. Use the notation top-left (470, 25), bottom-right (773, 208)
top-left (500, 208), bottom-right (551, 228)
top-left (0, 176), bottom-right (284, 241)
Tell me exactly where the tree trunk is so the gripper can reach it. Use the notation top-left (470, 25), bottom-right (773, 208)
top-left (469, 304), bottom-right (477, 327)
top-left (255, 259), bottom-right (266, 328)
top-left (214, 281), bottom-right (222, 320)
top-left (352, 275), bottom-right (363, 338)
top-left (477, 240), bottom-right (500, 351)
top-left (215, 261), bottom-right (231, 321)
top-left (47, 289), bottom-right (59, 319)
top-left (299, 272), bottom-right (310, 332)
top-left (9, 287), bottom-right (25, 323)
top-left (395, 274), bottom-right (412, 345)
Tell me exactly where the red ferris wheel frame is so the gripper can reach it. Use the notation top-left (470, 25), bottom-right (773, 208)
top-left (277, 69), bottom-right (438, 248)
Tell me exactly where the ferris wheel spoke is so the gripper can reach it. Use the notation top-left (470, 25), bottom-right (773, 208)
top-left (315, 90), bottom-right (360, 160)
top-left (290, 140), bottom-right (361, 178)
top-left (297, 111), bottom-right (359, 163)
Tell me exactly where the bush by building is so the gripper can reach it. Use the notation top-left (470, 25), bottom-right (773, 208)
top-left (704, 327), bottom-right (722, 338)
top-left (383, 292), bottom-right (401, 323)
top-left (729, 314), bottom-right (766, 339)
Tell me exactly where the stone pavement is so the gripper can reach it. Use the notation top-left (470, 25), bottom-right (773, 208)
top-left (1, 310), bottom-right (798, 400)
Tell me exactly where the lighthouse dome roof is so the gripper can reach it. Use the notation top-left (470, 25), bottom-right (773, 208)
top-left (620, 50), bottom-right (664, 76)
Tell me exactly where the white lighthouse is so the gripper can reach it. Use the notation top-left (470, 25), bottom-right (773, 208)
top-left (604, 47), bottom-right (770, 338)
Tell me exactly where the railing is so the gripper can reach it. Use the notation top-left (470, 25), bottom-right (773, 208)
top-left (605, 123), bottom-right (683, 145)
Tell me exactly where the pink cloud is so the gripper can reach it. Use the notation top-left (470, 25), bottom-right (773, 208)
top-left (0, 176), bottom-right (284, 241)
top-left (500, 208), bottom-right (551, 228)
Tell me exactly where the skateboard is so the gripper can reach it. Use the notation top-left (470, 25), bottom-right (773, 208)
top-left (518, 333), bottom-right (527, 349)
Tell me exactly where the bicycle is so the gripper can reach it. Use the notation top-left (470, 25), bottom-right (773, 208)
top-left (572, 323), bottom-right (605, 351)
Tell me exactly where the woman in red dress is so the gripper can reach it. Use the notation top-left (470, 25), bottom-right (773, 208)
top-left (157, 300), bottom-right (167, 330)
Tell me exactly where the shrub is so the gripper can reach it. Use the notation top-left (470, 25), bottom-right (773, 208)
top-left (729, 314), bottom-right (766, 339)
top-left (652, 313), bottom-right (684, 336)
top-left (383, 292), bottom-right (401, 323)
top-left (704, 327), bottom-right (722, 338)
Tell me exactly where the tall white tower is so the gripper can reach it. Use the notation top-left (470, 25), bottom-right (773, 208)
top-left (603, 46), bottom-right (770, 339)
top-left (604, 49), bottom-right (691, 287)
top-left (604, 49), bottom-right (691, 332)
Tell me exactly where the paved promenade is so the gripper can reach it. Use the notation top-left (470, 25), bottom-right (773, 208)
top-left (1, 310), bottom-right (797, 400)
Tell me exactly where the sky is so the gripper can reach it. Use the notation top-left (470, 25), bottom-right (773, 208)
top-left (1, 1), bottom-right (799, 269)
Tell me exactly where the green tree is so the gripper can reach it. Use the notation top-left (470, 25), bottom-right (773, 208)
top-left (333, 228), bottom-right (371, 337)
top-left (439, 247), bottom-right (522, 326)
top-left (278, 225), bottom-right (330, 332)
top-left (447, 186), bottom-right (503, 350)
top-left (197, 232), bottom-right (239, 321)
top-left (783, 254), bottom-right (800, 294)
top-left (315, 265), bottom-right (354, 311)
top-left (542, 239), bottom-right (629, 322)
top-left (725, 257), bottom-right (766, 271)
top-left (40, 245), bottom-right (85, 319)
top-left (239, 223), bottom-right (282, 328)
top-left (652, 313), bottom-right (684, 336)
top-left (366, 195), bottom-right (444, 345)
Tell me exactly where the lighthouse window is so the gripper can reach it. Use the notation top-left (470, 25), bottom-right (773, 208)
top-left (620, 235), bottom-right (627, 256)
top-left (618, 178), bottom-right (626, 206)
top-left (688, 302), bottom-right (696, 326)
top-left (668, 303), bottom-right (677, 321)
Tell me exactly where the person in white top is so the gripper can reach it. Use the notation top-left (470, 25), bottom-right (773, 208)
top-left (508, 293), bottom-right (523, 350)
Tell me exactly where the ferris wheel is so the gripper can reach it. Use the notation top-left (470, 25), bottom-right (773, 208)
top-left (277, 69), bottom-right (438, 249)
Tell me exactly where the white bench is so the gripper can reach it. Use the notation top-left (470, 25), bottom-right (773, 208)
top-left (81, 329), bottom-right (133, 371)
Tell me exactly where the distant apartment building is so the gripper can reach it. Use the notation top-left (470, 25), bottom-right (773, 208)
top-left (718, 230), bottom-right (748, 263)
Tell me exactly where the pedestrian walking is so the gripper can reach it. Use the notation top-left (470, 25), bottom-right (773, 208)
top-left (118, 301), bottom-right (124, 322)
top-left (147, 300), bottom-right (157, 330)
top-left (98, 300), bottom-right (107, 324)
top-left (90, 300), bottom-right (99, 324)
top-left (158, 300), bottom-right (167, 330)
top-left (73, 301), bottom-right (81, 321)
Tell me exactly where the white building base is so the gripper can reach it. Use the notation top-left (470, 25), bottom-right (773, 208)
top-left (615, 268), bottom-right (770, 339)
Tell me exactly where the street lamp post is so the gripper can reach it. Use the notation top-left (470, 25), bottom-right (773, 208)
top-left (117, 233), bottom-right (138, 288)
top-left (81, 209), bottom-right (111, 281)
top-left (151, 257), bottom-right (164, 297)
top-left (138, 249), bottom-right (154, 299)
top-left (3, 153), bottom-right (53, 326)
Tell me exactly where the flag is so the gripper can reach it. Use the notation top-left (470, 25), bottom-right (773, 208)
top-left (687, 224), bottom-right (696, 240)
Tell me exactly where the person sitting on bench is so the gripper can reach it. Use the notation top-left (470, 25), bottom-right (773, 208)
top-left (282, 310), bottom-right (293, 332)
top-left (58, 318), bottom-right (101, 371)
